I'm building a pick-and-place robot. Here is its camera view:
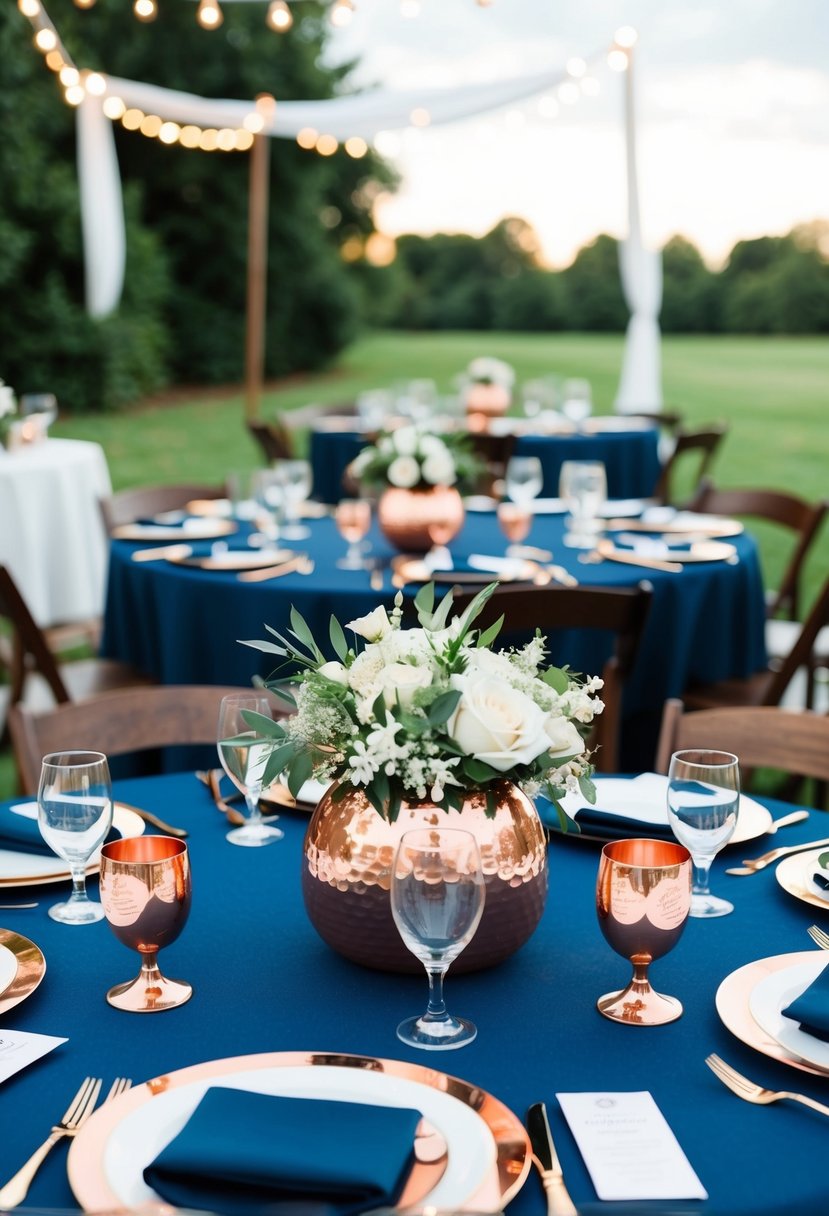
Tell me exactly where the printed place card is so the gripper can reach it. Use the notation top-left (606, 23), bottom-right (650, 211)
top-left (556, 1091), bottom-right (707, 1201)
top-left (0, 1028), bottom-right (67, 1085)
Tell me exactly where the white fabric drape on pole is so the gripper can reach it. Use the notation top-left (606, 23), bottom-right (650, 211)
top-left (77, 96), bottom-right (126, 319)
top-left (614, 48), bottom-right (662, 412)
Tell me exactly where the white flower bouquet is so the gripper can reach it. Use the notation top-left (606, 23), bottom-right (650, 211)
top-left (349, 423), bottom-right (479, 493)
top-left (465, 357), bottom-right (515, 389)
top-left (241, 583), bottom-right (603, 825)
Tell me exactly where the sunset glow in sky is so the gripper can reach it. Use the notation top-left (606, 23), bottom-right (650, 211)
top-left (327, 0), bottom-right (829, 267)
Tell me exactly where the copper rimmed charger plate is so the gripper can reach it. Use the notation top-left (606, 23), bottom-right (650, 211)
top-left (0, 804), bottom-right (145, 889)
top-left (67, 1050), bottom-right (531, 1213)
top-left (166, 547), bottom-right (294, 572)
top-left (600, 539), bottom-right (737, 564)
top-left (604, 516), bottom-right (744, 539)
top-left (775, 847), bottom-right (829, 911)
top-left (392, 557), bottom-right (539, 585)
top-left (715, 950), bottom-right (828, 1077)
top-left (0, 928), bottom-right (46, 1016)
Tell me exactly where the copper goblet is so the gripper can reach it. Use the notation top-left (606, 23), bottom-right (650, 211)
top-left (99, 836), bottom-right (192, 1013)
top-left (595, 838), bottom-right (691, 1026)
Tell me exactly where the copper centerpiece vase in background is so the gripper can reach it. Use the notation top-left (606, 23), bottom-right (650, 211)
top-left (376, 484), bottom-right (465, 554)
top-left (302, 780), bottom-right (548, 973)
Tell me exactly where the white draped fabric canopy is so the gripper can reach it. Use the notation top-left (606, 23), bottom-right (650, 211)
top-left (74, 48), bottom-right (662, 409)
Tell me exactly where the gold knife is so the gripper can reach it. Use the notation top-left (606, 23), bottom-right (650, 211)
top-left (596, 539), bottom-right (683, 574)
top-left (237, 555), bottom-right (311, 583)
top-left (527, 1102), bottom-right (577, 1216)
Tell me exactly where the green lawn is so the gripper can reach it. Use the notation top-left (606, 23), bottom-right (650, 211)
top-left (55, 329), bottom-right (829, 605)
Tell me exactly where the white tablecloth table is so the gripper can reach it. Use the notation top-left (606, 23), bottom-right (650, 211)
top-left (0, 437), bottom-right (111, 625)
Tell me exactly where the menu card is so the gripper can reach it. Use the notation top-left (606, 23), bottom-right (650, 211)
top-left (557, 1091), bottom-right (707, 1201)
top-left (0, 1029), bottom-right (66, 1084)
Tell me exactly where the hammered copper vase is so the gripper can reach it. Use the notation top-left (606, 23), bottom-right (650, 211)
top-left (302, 780), bottom-right (548, 973)
top-left (376, 484), bottom-right (465, 554)
top-left (463, 382), bottom-right (511, 419)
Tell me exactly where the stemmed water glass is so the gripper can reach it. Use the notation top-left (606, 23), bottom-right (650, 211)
top-left (559, 460), bottom-right (607, 548)
top-left (505, 455), bottom-right (543, 509)
top-left (277, 459), bottom-right (313, 541)
top-left (497, 501), bottom-right (532, 558)
top-left (99, 836), bottom-right (193, 1012)
top-left (390, 828), bottom-right (485, 1050)
top-left (335, 499), bottom-right (371, 569)
top-left (596, 837), bottom-right (692, 1025)
top-left (667, 749), bottom-right (740, 918)
top-left (216, 693), bottom-right (284, 847)
top-left (37, 751), bottom-right (113, 924)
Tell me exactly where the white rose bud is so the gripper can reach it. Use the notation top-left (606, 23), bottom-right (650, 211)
top-left (318, 660), bottom-right (349, 685)
top-left (381, 662), bottom-right (432, 708)
top-left (345, 605), bottom-right (393, 642)
top-left (544, 716), bottom-right (585, 758)
top-left (447, 673), bottom-right (550, 772)
top-left (387, 455), bottom-right (421, 488)
top-left (421, 451), bottom-right (456, 486)
top-left (393, 426), bottom-right (419, 456)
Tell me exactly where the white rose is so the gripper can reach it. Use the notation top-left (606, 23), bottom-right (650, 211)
top-left (393, 426), bottom-right (419, 456)
top-left (419, 434), bottom-right (445, 456)
top-left (447, 673), bottom-right (550, 772)
top-left (544, 716), bottom-right (585, 758)
top-left (421, 451), bottom-right (456, 486)
top-left (381, 662), bottom-right (432, 708)
top-left (345, 606), bottom-right (392, 642)
top-left (318, 660), bottom-right (348, 685)
top-left (387, 455), bottom-right (421, 488)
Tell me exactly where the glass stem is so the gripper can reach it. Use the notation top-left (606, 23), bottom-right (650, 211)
top-left (425, 965), bottom-right (449, 1020)
top-left (68, 861), bottom-right (88, 903)
top-left (691, 855), bottom-right (712, 895)
top-left (245, 792), bottom-right (262, 827)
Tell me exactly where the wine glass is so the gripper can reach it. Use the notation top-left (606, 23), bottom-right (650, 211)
top-left (561, 378), bottom-right (592, 425)
top-left (423, 520), bottom-right (456, 572)
top-left (667, 749), bottom-right (740, 918)
top-left (335, 498), bottom-right (371, 569)
top-left (596, 837), bottom-right (692, 1025)
top-left (559, 460), bottom-right (607, 548)
top-left (497, 501), bottom-right (532, 558)
top-left (390, 828), bottom-right (485, 1050)
top-left (37, 751), bottom-right (113, 924)
top-left (277, 459), bottom-right (313, 541)
top-left (505, 456), bottom-right (543, 508)
top-left (251, 467), bottom-right (284, 542)
top-left (217, 693), bottom-right (284, 847)
top-left (99, 836), bottom-right (192, 1012)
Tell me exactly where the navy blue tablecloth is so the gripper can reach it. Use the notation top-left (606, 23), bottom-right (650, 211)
top-left (310, 426), bottom-right (661, 504)
top-left (101, 511), bottom-right (766, 771)
top-left (0, 774), bottom-right (825, 1214)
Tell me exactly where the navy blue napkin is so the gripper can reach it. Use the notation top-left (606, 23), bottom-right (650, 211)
top-left (536, 797), bottom-right (673, 841)
top-left (781, 961), bottom-right (829, 1043)
top-left (143, 1086), bottom-right (422, 1216)
top-left (0, 802), bottom-right (121, 857)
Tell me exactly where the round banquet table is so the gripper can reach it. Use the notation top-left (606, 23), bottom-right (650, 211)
top-left (0, 438), bottom-right (111, 626)
top-left (309, 421), bottom-right (661, 504)
top-left (0, 773), bottom-right (824, 1215)
top-left (101, 508), bottom-right (767, 770)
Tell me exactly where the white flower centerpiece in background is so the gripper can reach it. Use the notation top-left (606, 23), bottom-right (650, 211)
top-left (241, 582), bottom-right (603, 826)
top-left (459, 357), bottom-right (515, 420)
top-left (0, 379), bottom-right (19, 449)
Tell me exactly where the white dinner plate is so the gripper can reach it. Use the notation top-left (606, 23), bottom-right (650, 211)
top-left (748, 957), bottom-right (829, 1072)
top-left (774, 848), bottom-right (829, 911)
top-left (555, 772), bottom-right (771, 845)
top-left (0, 803), bottom-right (145, 888)
top-left (529, 497), bottom-right (647, 517)
top-left (805, 852), bottom-right (829, 904)
top-left (112, 519), bottom-right (237, 541)
top-left (68, 1053), bottom-right (529, 1213)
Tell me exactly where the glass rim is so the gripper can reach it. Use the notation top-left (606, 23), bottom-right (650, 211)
top-left (41, 750), bottom-right (108, 769)
top-left (670, 748), bottom-right (739, 767)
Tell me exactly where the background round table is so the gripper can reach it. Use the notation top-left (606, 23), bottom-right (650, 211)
top-left (0, 438), bottom-right (111, 626)
top-left (102, 507), bottom-right (766, 771)
top-left (309, 421), bottom-right (661, 504)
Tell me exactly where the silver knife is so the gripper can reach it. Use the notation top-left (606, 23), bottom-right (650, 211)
top-left (527, 1102), bottom-right (578, 1216)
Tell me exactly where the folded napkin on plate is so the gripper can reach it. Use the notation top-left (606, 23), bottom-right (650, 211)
top-left (143, 1086), bottom-right (422, 1216)
top-left (537, 774), bottom-right (673, 840)
top-left (0, 803), bottom-right (121, 856)
top-left (781, 961), bottom-right (829, 1042)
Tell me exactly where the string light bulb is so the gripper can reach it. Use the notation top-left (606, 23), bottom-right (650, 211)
top-left (17, 0), bottom-right (41, 16)
top-left (330, 0), bottom-right (354, 27)
top-left (197, 0), bottom-right (223, 28)
top-left (133, 0), bottom-right (157, 21)
top-left (73, 0), bottom-right (96, 8)
top-left (266, 0), bottom-right (292, 30)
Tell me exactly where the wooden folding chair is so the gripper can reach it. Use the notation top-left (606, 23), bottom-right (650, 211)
top-left (653, 423), bottom-right (728, 506)
top-left (246, 418), bottom-right (294, 464)
top-left (451, 582), bottom-right (653, 773)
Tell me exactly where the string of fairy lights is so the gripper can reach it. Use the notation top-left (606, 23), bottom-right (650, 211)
top-left (17, 0), bottom-right (638, 158)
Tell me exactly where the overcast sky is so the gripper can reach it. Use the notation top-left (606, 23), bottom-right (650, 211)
top-left (326, 0), bottom-right (829, 266)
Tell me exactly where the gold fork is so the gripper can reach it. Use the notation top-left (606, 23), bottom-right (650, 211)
top-left (808, 924), bottom-right (829, 951)
top-left (706, 1054), bottom-right (829, 1117)
top-left (0, 1076), bottom-right (103, 1208)
top-left (725, 835), bottom-right (829, 876)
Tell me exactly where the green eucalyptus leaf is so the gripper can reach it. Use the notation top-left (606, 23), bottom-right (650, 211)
top-left (542, 666), bottom-right (571, 694)
top-left (329, 615), bottom-right (348, 662)
top-left (240, 710), bottom-right (286, 738)
top-left (476, 615), bottom-right (505, 649)
top-left (238, 639), bottom-right (288, 655)
top-left (427, 689), bottom-right (461, 726)
top-left (287, 750), bottom-right (314, 798)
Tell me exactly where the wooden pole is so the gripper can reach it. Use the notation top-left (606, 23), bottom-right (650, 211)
top-left (244, 131), bottom-right (270, 419)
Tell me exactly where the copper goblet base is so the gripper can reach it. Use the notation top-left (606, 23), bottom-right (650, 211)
top-left (597, 977), bottom-right (683, 1026)
top-left (106, 960), bottom-right (192, 1013)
